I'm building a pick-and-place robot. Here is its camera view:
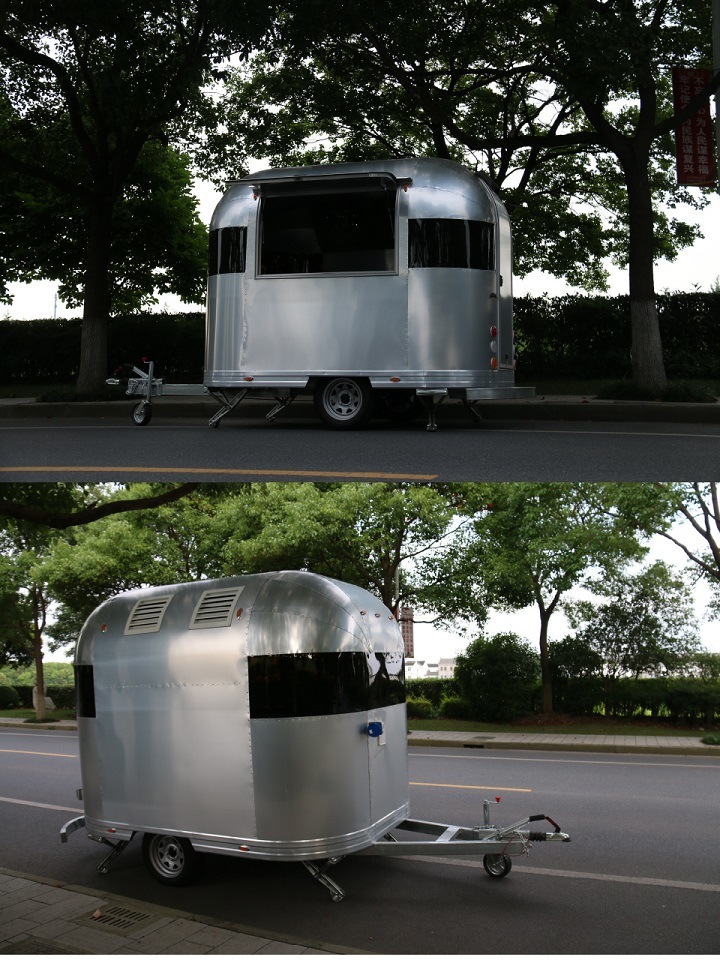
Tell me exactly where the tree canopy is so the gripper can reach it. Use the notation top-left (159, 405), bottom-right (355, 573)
top-left (1, 481), bottom-right (718, 723)
top-left (0, 0), bottom-right (272, 391)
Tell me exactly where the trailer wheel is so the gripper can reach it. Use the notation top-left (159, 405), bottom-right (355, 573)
top-left (483, 854), bottom-right (512, 879)
top-left (142, 833), bottom-right (200, 886)
top-left (314, 377), bottom-right (372, 428)
top-left (132, 401), bottom-right (152, 426)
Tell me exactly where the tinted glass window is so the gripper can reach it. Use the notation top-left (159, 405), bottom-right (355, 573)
top-left (74, 664), bottom-right (96, 718)
top-left (249, 651), bottom-right (406, 718)
top-left (259, 187), bottom-right (396, 275)
top-left (209, 226), bottom-right (247, 276)
top-left (408, 218), bottom-right (494, 270)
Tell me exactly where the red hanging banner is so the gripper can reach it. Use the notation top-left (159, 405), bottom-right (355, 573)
top-left (672, 67), bottom-right (715, 187)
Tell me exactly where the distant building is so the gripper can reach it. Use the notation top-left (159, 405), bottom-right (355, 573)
top-left (398, 606), bottom-right (414, 658)
top-left (405, 658), bottom-right (456, 679)
top-left (438, 658), bottom-right (456, 678)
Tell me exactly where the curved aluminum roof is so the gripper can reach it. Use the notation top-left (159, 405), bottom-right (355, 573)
top-left (211, 157), bottom-right (503, 229)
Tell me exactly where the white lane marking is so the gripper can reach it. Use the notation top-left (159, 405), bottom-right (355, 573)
top-left (406, 855), bottom-right (720, 893)
top-left (0, 796), bottom-right (82, 814)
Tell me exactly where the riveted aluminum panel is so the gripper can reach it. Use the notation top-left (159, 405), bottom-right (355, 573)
top-left (369, 704), bottom-right (409, 826)
top-left (251, 704), bottom-right (408, 856)
top-left (240, 273), bottom-right (409, 374)
top-left (407, 268), bottom-right (496, 375)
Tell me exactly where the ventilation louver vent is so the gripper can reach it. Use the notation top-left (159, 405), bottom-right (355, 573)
top-left (124, 595), bottom-right (172, 635)
top-left (190, 586), bottom-right (244, 629)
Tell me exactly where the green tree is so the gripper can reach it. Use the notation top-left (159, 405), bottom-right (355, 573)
top-left (0, 482), bottom-right (200, 529)
top-left (566, 561), bottom-right (701, 684)
top-left (43, 484), bottom-right (237, 646)
top-left (455, 632), bottom-right (540, 722)
top-left (421, 483), bottom-right (646, 714)
top-left (610, 483), bottom-right (720, 616)
top-left (0, 483), bottom-right (203, 672)
top-left (39, 483), bottom-right (463, 649)
top-left (0, 515), bottom-right (70, 719)
top-left (0, 140), bottom-right (208, 318)
top-left (218, 482), bottom-right (461, 613)
top-left (220, 0), bottom-right (718, 394)
top-left (0, 1), bottom-right (270, 392)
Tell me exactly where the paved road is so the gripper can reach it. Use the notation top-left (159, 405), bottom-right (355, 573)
top-left (2, 728), bottom-right (719, 953)
top-left (2, 415), bottom-right (720, 480)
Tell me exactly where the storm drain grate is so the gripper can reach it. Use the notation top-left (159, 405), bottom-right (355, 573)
top-left (74, 903), bottom-right (158, 933)
top-left (1, 937), bottom-right (80, 954)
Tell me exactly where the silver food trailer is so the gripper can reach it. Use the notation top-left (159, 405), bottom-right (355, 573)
top-left (113, 157), bottom-right (533, 430)
top-left (62, 571), bottom-right (570, 900)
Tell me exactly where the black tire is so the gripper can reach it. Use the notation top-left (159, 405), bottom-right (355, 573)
top-left (483, 854), bottom-right (512, 879)
top-left (142, 833), bottom-right (201, 886)
top-left (132, 401), bottom-right (152, 426)
top-left (314, 377), bottom-right (373, 429)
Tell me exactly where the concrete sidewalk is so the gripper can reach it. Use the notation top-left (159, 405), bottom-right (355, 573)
top-left (406, 727), bottom-right (720, 756)
top-left (0, 869), bottom-right (344, 955)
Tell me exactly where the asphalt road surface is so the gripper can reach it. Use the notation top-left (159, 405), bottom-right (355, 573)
top-left (2, 729), bottom-right (719, 954)
top-left (2, 416), bottom-right (720, 480)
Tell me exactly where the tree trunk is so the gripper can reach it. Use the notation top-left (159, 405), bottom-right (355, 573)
top-left (622, 150), bottom-right (668, 397)
top-left (32, 585), bottom-right (46, 722)
top-left (76, 196), bottom-right (114, 395)
top-left (539, 610), bottom-right (553, 714)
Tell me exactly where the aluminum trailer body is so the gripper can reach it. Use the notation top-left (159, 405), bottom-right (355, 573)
top-left (202, 157), bottom-right (532, 427)
top-left (66, 572), bottom-right (408, 862)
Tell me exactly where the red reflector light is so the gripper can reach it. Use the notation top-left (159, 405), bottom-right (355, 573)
top-left (244, 376), bottom-right (254, 382)
top-left (390, 377), bottom-right (401, 382)
top-left (490, 326), bottom-right (498, 337)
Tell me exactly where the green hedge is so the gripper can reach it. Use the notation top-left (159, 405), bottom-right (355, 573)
top-left (3, 292), bottom-right (718, 385)
top-left (0, 686), bottom-right (21, 709)
top-left (0, 312), bottom-right (205, 384)
top-left (512, 292), bottom-right (720, 380)
top-left (406, 678), bottom-right (459, 707)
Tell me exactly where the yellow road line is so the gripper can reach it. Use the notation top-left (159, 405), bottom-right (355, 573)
top-left (0, 466), bottom-right (438, 480)
top-left (0, 749), bottom-right (76, 758)
top-left (410, 781), bottom-right (532, 793)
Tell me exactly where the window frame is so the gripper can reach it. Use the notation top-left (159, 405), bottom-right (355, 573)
top-left (255, 178), bottom-right (400, 279)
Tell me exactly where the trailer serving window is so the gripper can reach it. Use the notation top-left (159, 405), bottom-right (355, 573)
top-left (408, 218), bottom-right (494, 270)
top-left (258, 178), bottom-right (397, 276)
top-left (249, 651), bottom-right (405, 718)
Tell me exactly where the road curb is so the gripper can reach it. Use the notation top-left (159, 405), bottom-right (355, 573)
top-left (1, 396), bottom-right (719, 423)
top-left (406, 735), bottom-right (720, 757)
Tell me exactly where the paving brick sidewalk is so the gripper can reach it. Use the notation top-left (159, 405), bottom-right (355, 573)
top-left (407, 728), bottom-right (720, 756)
top-left (0, 870), bottom-right (341, 956)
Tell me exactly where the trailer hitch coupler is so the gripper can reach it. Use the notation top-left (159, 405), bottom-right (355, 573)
top-left (529, 814), bottom-right (562, 833)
